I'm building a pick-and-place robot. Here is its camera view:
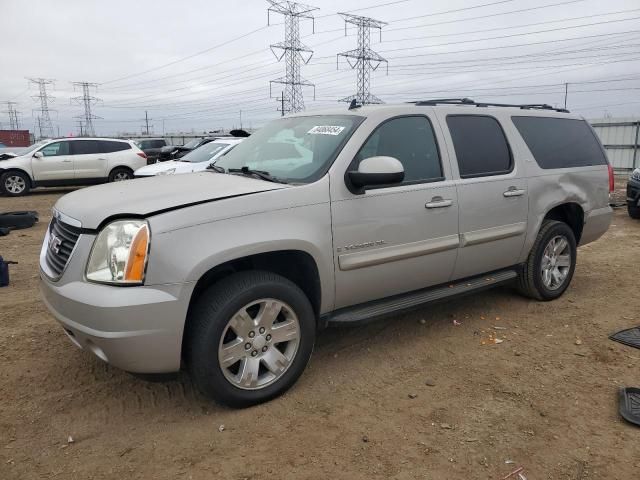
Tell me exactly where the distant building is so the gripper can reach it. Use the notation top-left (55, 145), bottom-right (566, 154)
top-left (0, 130), bottom-right (31, 147)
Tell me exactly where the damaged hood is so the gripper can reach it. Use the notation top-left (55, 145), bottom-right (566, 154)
top-left (54, 172), bottom-right (288, 229)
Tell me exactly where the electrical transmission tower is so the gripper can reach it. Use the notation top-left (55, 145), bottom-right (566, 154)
top-left (2, 102), bottom-right (21, 130)
top-left (267, 0), bottom-right (318, 114)
top-left (337, 13), bottom-right (388, 105)
top-left (28, 78), bottom-right (56, 138)
top-left (71, 82), bottom-right (101, 137)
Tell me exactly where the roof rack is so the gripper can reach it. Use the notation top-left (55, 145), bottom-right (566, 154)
top-left (409, 98), bottom-right (569, 113)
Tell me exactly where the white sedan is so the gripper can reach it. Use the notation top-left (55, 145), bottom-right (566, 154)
top-left (134, 138), bottom-right (243, 177)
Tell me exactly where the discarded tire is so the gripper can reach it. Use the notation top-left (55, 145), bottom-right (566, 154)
top-left (0, 211), bottom-right (39, 229)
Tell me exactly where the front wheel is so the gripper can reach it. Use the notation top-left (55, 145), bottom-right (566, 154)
top-left (517, 220), bottom-right (577, 301)
top-left (628, 201), bottom-right (640, 219)
top-left (186, 271), bottom-right (316, 408)
top-left (0, 171), bottom-right (30, 196)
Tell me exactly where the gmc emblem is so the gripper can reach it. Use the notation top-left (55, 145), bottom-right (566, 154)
top-left (48, 233), bottom-right (62, 255)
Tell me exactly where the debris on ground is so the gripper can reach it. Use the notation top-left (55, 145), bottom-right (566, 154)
top-left (218, 425), bottom-right (225, 432)
top-left (419, 318), bottom-right (426, 325)
top-left (361, 435), bottom-right (369, 443)
top-left (575, 338), bottom-right (583, 346)
top-left (408, 393), bottom-right (417, 399)
top-left (452, 319), bottom-right (462, 326)
top-left (481, 332), bottom-right (504, 345)
top-left (425, 379), bottom-right (436, 387)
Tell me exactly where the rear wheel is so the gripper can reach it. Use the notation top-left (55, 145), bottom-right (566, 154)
top-left (108, 167), bottom-right (133, 182)
top-left (517, 220), bottom-right (577, 301)
top-left (186, 271), bottom-right (316, 408)
top-left (0, 171), bottom-right (30, 196)
top-left (628, 202), bottom-right (640, 219)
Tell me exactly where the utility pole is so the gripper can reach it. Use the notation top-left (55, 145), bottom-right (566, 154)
top-left (28, 77), bottom-right (56, 138)
top-left (76, 120), bottom-right (84, 137)
top-left (337, 13), bottom-right (388, 105)
top-left (564, 82), bottom-right (569, 110)
top-left (71, 81), bottom-right (101, 136)
top-left (276, 91), bottom-right (287, 116)
top-left (141, 111), bottom-right (153, 135)
top-left (2, 101), bottom-right (21, 130)
top-left (267, 0), bottom-right (318, 114)
top-left (239, 109), bottom-right (243, 130)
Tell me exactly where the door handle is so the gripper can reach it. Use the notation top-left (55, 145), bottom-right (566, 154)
top-left (503, 187), bottom-right (526, 197)
top-left (425, 197), bottom-right (453, 209)
top-left (97, 157), bottom-right (107, 161)
top-left (62, 159), bottom-right (72, 163)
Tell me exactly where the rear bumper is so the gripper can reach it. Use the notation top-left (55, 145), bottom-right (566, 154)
top-left (580, 206), bottom-right (613, 246)
top-left (40, 273), bottom-right (194, 373)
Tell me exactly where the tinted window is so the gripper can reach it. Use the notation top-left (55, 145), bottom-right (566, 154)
top-left (512, 117), bottom-right (607, 169)
top-left (355, 116), bottom-right (442, 183)
top-left (151, 140), bottom-right (165, 148)
top-left (40, 141), bottom-right (69, 157)
top-left (70, 140), bottom-right (101, 155)
top-left (100, 140), bottom-right (131, 153)
top-left (447, 115), bottom-right (512, 178)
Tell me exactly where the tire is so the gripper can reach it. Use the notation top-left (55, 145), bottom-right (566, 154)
top-left (517, 220), bottom-right (577, 301)
top-left (0, 211), bottom-right (38, 229)
top-left (0, 171), bottom-right (30, 196)
top-left (628, 202), bottom-right (640, 219)
top-left (108, 167), bottom-right (133, 182)
top-left (186, 271), bottom-right (316, 408)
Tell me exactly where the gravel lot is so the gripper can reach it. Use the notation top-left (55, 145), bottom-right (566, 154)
top-left (1, 181), bottom-right (639, 479)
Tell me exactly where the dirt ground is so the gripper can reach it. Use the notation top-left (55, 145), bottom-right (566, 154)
top-left (1, 180), bottom-right (639, 480)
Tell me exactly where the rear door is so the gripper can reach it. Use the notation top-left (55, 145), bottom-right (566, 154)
top-left (31, 140), bottom-right (74, 182)
top-left (71, 140), bottom-right (107, 179)
top-left (437, 112), bottom-right (528, 280)
top-left (331, 114), bottom-right (459, 308)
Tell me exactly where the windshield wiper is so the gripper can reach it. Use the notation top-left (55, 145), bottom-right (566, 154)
top-left (228, 166), bottom-right (287, 184)
top-left (206, 164), bottom-right (225, 173)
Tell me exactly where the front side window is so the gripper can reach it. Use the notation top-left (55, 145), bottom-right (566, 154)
top-left (71, 140), bottom-right (101, 155)
top-left (216, 115), bottom-right (362, 184)
top-left (40, 141), bottom-right (69, 157)
top-left (447, 115), bottom-right (512, 178)
top-left (354, 116), bottom-right (443, 184)
top-left (511, 116), bottom-right (607, 169)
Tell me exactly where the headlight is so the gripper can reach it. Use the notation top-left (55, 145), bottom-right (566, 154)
top-left (86, 220), bottom-right (150, 285)
top-left (631, 169), bottom-right (640, 181)
top-left (157, 168), bottom-right (176, 175)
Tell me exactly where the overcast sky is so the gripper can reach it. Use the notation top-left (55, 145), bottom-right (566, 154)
top-left (2, 0), bottom-right (640, 136)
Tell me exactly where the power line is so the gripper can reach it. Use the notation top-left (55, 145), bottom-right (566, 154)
top-left (337, 13), bottom-right (388, 104)
top-left (71, 82), bottom-right (101, 136)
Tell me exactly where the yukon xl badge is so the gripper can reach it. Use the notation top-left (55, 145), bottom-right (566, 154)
top-left (337, 240), bottom-right (385, 253)
top-left (48, 233), bottom-right (62, 255)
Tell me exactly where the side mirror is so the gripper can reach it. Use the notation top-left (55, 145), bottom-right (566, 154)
top-left (346, 156), bottom-right (404, 194)
top-left (33, 151), bottom-right (43, 159)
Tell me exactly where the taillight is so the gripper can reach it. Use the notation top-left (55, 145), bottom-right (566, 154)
top-left (608, 164), bottom-right (614, 193)
top-left (137, 152), bottom-right (147, 160)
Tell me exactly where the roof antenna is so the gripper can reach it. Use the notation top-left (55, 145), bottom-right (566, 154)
top-left (348, 98), bottom-right (361, 110)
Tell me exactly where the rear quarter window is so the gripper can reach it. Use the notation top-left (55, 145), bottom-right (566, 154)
top-left (100, 140), bottom-right (131, 153)
top-left (511, 116), bottom-right (607, 169)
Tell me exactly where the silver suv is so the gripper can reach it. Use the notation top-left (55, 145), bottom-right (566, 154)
top-left (39, 100), bottom-right (613, 407)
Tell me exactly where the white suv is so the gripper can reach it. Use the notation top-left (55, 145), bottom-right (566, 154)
top-left (0, 137), bottom-right (147, 196)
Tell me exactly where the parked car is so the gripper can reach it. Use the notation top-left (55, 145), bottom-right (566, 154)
top-left (40, 100), bottom-right (613, 407)
top-left (628, 168), bottom-right (640, 218)
top-left (0, 138), bottom-right (146, 196)
top-left (134, 138), bottom-right (243, 177)
top-left (134, 138), bottom-right (169, 164)
top-left (157, 137), bottom-right (210, 162)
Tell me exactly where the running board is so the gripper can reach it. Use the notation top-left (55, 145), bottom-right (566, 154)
top-left (326, 269), bottom-right (518, 326)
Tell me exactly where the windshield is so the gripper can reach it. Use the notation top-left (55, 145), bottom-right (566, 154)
top-left (215, 115), bottom-right (361, 184)
top-left (182, 139), bottom-right (202, 149)
top-left (180, 143), bottom-right (229, 163)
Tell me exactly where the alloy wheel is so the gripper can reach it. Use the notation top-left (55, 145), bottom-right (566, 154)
top-left (5, 175), bottom-right (26, 194)
top-left (540, 235), bottom-right (571, 290)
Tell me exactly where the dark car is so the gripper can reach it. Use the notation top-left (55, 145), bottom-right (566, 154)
top-left (628, 168), bottom-right (640, 219)
top-left (135, 138), bottom-right (169, 164)
top-left (157, 137), bottom-right (214, 162)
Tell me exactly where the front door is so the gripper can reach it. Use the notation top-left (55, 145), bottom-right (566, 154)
top-left (331, 115), bottom-right (459, 309)
top-left (31, 140), bottom-right (74, 182)
top-left (437, 113), bottom-right (529, 280)
top-left (71, 139), bottom-right (107, 179)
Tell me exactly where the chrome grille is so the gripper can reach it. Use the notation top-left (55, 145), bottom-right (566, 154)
top-left (45, 217), bottom-right (81, 277)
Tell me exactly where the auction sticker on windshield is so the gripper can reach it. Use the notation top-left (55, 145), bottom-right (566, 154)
top-left (307, 125), bottom-right (346, 135)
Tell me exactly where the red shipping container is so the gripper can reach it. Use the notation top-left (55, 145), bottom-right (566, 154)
top-left (0, 130), bottom-right (31, 147)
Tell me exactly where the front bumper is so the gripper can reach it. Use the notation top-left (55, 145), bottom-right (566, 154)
top-left (40, 276), bottom-right (193, 373)
top-left (39, 228), bottom-right (195, 374)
